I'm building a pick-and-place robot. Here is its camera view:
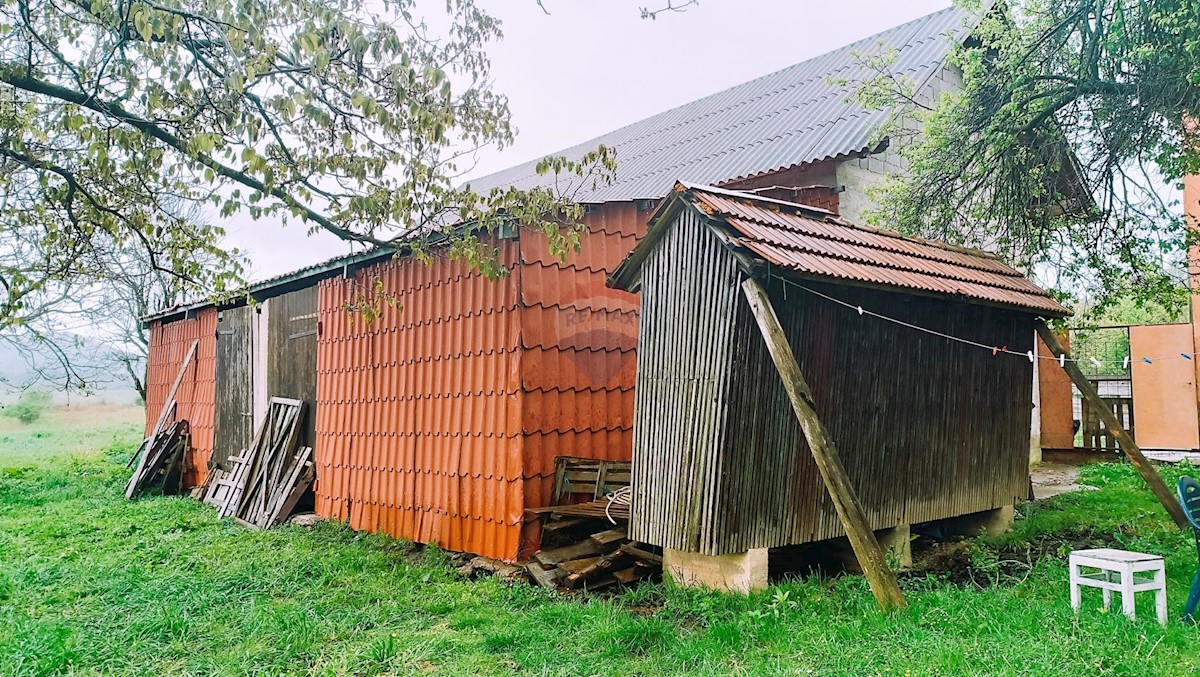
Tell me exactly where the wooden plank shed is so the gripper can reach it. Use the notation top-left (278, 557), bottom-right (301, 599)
top-left (608, 183), bottom-right (1070, 563)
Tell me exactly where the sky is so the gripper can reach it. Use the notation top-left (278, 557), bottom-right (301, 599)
top-left (224, 0), bottom-right (952, 281)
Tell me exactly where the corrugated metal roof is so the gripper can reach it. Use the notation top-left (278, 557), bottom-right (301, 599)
top-left (465, 5), bottom-right (980, 202)
top-left (613, 183), bottom-right (1071, 317)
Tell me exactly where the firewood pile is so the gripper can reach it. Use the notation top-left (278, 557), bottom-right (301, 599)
top-left (198, 397), bottom-right (314, 529)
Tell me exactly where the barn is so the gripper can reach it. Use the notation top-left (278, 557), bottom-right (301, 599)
top-left (608, 183), bottom-right (1070, 591)
top-left (144, 209), bottom-right (643, 561)
top-left (142, 6), bottom-right (998, 561)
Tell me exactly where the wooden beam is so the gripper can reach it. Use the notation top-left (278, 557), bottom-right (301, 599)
top-left (740, 277), bottom-right (907, 611)
top-left (1035, 323), bottom-right (1189, 528)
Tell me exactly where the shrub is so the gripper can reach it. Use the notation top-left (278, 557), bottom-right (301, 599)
top-left (3, 391), bottom-right (52, 424)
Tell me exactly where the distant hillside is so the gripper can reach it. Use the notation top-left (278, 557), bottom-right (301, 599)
top-left (0, 335), bottom-right (142, 405)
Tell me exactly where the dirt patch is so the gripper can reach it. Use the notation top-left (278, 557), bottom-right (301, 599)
top-left (1031, 461), bottom-right (1097, 499)
top-left (906, 527), bottom-right (1130, 588)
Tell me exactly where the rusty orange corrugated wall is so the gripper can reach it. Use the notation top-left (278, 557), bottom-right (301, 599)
top-left (315, 241), bottom-right (526, 559)
top-left (313, 207), bottom-right (647, 561)
top-left (145, 309), bottom-right (217, 486)
top-left (1037, 331), bottom-right (1075, 450)
top-left (518, 203), bottom-right (645, 513)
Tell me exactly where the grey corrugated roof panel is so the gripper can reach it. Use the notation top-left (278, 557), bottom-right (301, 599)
top-left (141, 247), bottom-right (394, 326)
top-left (466, 5), bottom-right (981, 202)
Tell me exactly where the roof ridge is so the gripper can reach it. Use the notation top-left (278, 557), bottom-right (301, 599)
top-left (464, 5), bottom-right (979, 198)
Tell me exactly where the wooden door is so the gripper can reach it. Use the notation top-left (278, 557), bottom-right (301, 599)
top-left (214, 306), bottom-right (254, 469)
top-left (267, 287), bottom-right (319, 448)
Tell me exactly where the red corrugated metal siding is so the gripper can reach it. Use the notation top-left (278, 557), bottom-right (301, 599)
top-left (144, 309), bottom-right (217, 486)
top-left (315, 242), bottom-right (526, 560)
top-left (519, 203), bottom-right (647, 511)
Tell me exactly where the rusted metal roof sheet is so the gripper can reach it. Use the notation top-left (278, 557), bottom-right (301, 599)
top-left (465, 6), bottom-right (980, 202)
top-left (612, 183), bottom-right (1070, 317)
top-left (145, 309), bottom-right (218, 486)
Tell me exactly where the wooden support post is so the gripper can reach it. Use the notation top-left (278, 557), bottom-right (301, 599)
top-left (741, 278), bottom-right (907, 611)
top-left (1035, 323), bottom-right (1189, 528)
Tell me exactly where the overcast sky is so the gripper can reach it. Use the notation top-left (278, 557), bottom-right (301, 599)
top-left (224, 0), bottom-right (951, 281)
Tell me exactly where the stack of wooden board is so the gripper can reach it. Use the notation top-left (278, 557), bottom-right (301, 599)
top-left (524, 507), bottom-right (661, 591)
top-left (125, 420), bottom-right (189, 498)
top-left (201, 397), bottom-right (314, 529)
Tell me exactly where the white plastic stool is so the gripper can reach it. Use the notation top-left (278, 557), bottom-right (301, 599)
top-left (1069, 548), bottom-right (1166, 625)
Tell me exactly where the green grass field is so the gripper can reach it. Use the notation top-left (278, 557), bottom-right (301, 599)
top-left (1, 408), bottom-right (1198, 675)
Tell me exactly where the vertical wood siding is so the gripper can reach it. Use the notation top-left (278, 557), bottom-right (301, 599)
top-left (268, 286), bottom-right (319, 448)
top-left (214, 306), bottom-right (254, 469)
top-left (631, 218), bottom-right (1035, 555)
top-left (628, 209), bottom-right (744, 551)
top-left (145, 309), bottom-right (218, 486)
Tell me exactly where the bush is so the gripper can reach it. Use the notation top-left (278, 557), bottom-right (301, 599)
top-left (3, 391), bottom-right (52, 424)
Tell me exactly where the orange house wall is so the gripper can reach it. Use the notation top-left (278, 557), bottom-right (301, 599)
top-left (1130, 324), bottom-right (1200, 450)
top-left (144, 309), bottom-right (217, 486)
top-left (1037, 331), bottom-right (1076, 450)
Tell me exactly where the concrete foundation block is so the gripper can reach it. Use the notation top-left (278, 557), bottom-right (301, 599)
top-left (942, 505), bottom-right (1015, 538)
top-left (663, 548), bottom-right (768, 594)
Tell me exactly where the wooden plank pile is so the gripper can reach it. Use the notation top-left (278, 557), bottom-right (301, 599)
top-left (520, 456), bottom-right (660, 591)
top-left (200, 397), bottom-right (314, 529)
top-left (525, 514), bottom-right (662, 591)
top-left (126, 339), bottom-right (199, 500)
top-left (125, 420), bottom-right (189, 498)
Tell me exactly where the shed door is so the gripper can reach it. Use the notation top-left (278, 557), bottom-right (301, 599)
top-left (267, 287), bottom-right (319, 448)
top-left (214, 306), bottom-right (254, 469)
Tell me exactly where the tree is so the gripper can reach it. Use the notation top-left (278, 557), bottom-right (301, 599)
top-left (0, 0), bottom-right (615, 348)
top-left (860, 0), bottom-right (1200, 314)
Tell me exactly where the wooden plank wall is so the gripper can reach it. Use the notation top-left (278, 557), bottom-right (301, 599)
top-left (628, 209), bottom-right (743, 552)
top-left (268, 287), bottom-right (319, 449)
top-left (630, 213), bottom-right (1035, 555)
top-left (214, 305), bottom-right (254, 469)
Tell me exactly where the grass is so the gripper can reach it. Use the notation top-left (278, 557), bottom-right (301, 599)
top-left (1, 411), bottom-right (1199, 675)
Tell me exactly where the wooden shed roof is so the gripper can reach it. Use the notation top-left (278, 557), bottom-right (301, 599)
top-left (609, 182), bottom-right (1071, 318)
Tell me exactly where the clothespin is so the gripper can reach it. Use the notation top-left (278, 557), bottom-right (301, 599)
top-left (1123, 355), bottom-right (1130, 369)
top-left (1027, 350), bottom-right (1035, 363)
top-left (992, 346), bottom-right (999, 356)
top-left (856, 306), bottom-right (864, 316)
top-left (1090, 357), bottom-right (1102, 369)
top-left (1183, 353), bottom-right (1193, 360)
top-left (1058, 354), bottom-right (1065, 368)
top-left (1142, 357), bottom-right (1153, 364)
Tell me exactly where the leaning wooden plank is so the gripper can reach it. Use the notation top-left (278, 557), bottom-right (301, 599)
top-left (1036, 323), bottom-right (1189, 528)
top-left (742, 277), bottom-right (906, 612)
top-left (526, 561), bottom-right (562, 589)
top-left (535, 540), bottom-right (601, 566)
top-left (618, 543), bottom-right (664, 566)
top-left (128, 339), bottom-right (199, 499)
top-left (265, 453), bottom-right (314, 528)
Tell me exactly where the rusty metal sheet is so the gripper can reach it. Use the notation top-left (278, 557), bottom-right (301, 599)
top-left (685, 186), bottom-right (1070, 317)
top-left (145, 308), bottom-right (218, 486)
